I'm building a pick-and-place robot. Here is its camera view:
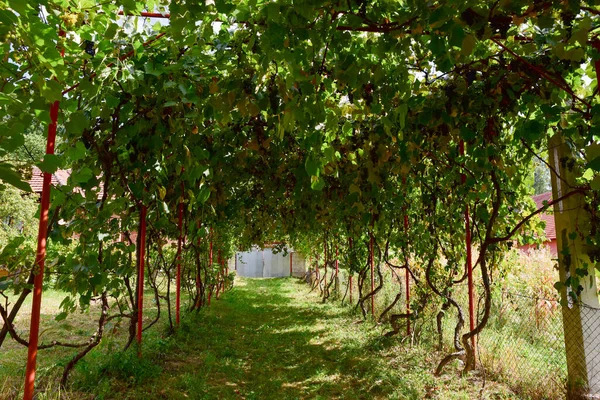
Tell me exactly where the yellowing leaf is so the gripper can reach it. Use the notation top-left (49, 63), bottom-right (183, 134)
top-left (209, 80), bottom-right (219, 94)
top-left (461, 34), bottom-right (477, 57)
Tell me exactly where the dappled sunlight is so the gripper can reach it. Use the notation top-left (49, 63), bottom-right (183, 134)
top-left (140, 277), bottom-right (519, 399)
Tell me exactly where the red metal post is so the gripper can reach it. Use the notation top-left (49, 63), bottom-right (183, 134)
top-left (349, 237), bottom-right (353, 304)
top-left (370, 232), bottom-right (375, 316)
top-left (23, 30), bottom-right (65, 400)
top-left (23, 101), bottom-right (60, 400)
top-left (404, 214), bottom-right (411, 336)
top-left (323, 239), bottom-right (327, 290)
top-left (136, 205), bottom-right (147, 356)
top-left (176, 192), bottom-right (183, 325)
top-left (460, 140), bottom-right (476, 357)
top-left (208, 228), bottom-right (213, 305)
top-left (217, 249), bottom-right (222, 298)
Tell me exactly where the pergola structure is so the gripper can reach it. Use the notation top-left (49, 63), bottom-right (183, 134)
top-left (1, 2), bottom-right (599, 399)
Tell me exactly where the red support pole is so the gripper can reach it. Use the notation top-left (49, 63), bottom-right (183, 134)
top-left (323, 239), bottom-right (327, 290)
top-left (208, 228), bottom-right (213, 305)
top-left (176, 191), bottom-right (183, 326)
top-left (194, 221), bottom-right (202, 308)
top-left (404, 214), bottom-right (411, 336)
top-left (460, 140), bottom-right (476, 358)
top-left (23, 30), bottom-right (65, 400)
top-left (370, 232), bottom-right (375, 317)
top-left (217, 249), bottom-right (222, 298)
top-left (137, 205), bottom-right (147, 357)
top-left (289, 252), bottom-right (293, 276)
top-left (23, 100), bottom-right (60, 400)
top-left (349, 237), bottom-right (353, 304)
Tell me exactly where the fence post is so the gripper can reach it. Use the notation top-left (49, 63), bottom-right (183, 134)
top-left (549, 133), bottom-right (600, 398)
top-left (290, 252), bottom-right (293, 276)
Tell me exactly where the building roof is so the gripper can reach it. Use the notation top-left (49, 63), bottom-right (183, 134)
top-left (28, 166), bottom-right (70, 193)
top-left (531, 191), bottom-right (556, 240)
top-left (28, 167), bottom-right (105, 200)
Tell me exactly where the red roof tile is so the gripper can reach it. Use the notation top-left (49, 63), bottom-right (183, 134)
top-left (28, 167), bottom-right (105, 200)
top-left (28, 166), bottom-right (69, 193)
top-left (531, 191), bottom-right (556, 240)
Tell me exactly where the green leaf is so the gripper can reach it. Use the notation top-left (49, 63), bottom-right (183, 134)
top-left (105, 23), bottom-right (118, 40)
top-left (429, 36), bottom-right (446, 57)
top-left (516, 120), bottom-right (545, 142)
top-left (342, 121), bottom-right (353, 136)
top-left (568, 231), bottom-right (578, 241)
top-left (449, 24), bottom-right (465, 48)
top-left (198, 186), bottom-right (211, 203)
top-left (0, 163), bottom-right (32, 191)
top-left (54, 312), bottom-right (68, 322)
top-left (71, 167), bottom-right (94, 184)
top-left (67, 142), bottom-right (87, 162)
top-left (38, 154), bottom-right (61, 174)
top-left (311, 176), bottom-right (325, 191)
top-left (65, 112), bottom-right (88, 135)
top-left (398, 104), bottom-right (408, 129)
top-left (305, 155), bottom-right (320, 176)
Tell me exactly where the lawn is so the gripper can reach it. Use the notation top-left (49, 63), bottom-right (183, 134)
top-left (2, 277), bottom-right (518, 399)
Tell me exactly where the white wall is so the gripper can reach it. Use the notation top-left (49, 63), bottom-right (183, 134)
top-left (233, 247), bottom-right (305, 278)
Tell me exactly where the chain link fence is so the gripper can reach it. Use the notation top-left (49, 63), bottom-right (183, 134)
top-left (477, 291), bottom-right (567, 399)
top-left (306, 264), bottom-right (600, 399)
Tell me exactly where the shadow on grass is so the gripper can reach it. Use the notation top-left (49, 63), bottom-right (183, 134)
top-left (97, 278), bottom-right (422, 400)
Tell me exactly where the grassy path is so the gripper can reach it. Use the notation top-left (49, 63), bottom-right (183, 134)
top-left (88, 277), bottom-right (516, 400)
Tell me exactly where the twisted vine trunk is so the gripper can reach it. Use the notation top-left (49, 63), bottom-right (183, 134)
top-left (60, 292), bottom-right (109, 388)
top-left (0, 271), bottom-right (33, 348)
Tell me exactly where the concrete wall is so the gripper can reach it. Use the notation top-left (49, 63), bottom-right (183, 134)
top-left (233, 248), bottom-right (306, 278)
top-left (290, 252), bottom-right (306, 278)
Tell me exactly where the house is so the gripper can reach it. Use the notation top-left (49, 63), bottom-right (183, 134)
top-left (519, 191), bottom-right (557, 256)
top-left (28, 166), bottom-right (70, 195)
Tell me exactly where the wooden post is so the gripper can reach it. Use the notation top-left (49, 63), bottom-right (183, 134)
top-left (550, 133), bottom-right (600, 398)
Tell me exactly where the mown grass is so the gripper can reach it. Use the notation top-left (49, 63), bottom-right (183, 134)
top-left (2, 277), bottom-right (519, 399)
